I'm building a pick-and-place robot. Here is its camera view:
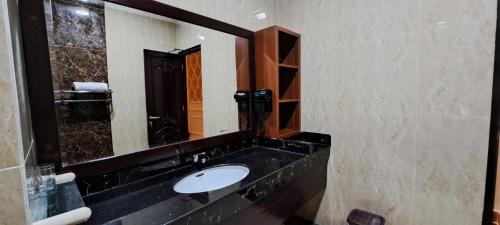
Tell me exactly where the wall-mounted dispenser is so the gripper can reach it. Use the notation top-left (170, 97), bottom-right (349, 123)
top-left (234, 91), bottom-right (249, 113)
top-left (254, 89), bottom-right (272, 116)
top-left (254, 89), bottom-right (272, 136)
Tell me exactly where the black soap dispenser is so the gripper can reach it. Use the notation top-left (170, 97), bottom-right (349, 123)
top-left (254, 89), bottom-right (272, 116)
top-left (233, 91), bottom-right (249, 113)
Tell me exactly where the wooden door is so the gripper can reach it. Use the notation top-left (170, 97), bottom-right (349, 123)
top-left (185, 50), bottom-right (204, 140)
top-left (144, 50), bottom-right (188, 147)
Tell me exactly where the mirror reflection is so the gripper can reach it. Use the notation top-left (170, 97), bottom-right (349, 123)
top-left (43, 0), bottom-right (250, 165)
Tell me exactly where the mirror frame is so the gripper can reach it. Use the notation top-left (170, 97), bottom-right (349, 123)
top-left (18, 0), bottom-right (256, 177)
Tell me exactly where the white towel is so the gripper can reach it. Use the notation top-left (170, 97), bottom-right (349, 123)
top-left (71, 82), bottom-right (109, 92)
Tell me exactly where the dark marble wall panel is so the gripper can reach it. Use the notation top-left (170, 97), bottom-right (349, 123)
top-left (51, 0), bottom-right (105, 49)
top-left (51, 46), bottom-right (107, 90)
top-left (48, 48), bottom-right (60, 89)
top-left (59, 123), bottom-right (113, 164)
top-left (56, 103), bottom-right (113, 164)
top-left (44, 0), bottom-right (113, 165)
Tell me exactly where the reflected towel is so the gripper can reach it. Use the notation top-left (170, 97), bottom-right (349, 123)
top-left (71, 82), bottom-right (109, 92)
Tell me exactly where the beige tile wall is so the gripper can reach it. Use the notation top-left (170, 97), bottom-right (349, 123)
top-left (0, 0), bottom-right (20, 170)
top-left (0, 0), bottom-right (32, 224)
top-left (2, 0), bottom-right (494, 224)
top-left (277, 0), bottom-right (496, 224)
top-left (155, 0), bottom-right (278, 31)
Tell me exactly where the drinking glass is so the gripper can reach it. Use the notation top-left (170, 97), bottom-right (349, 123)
top-left (38, 164), bottom-right (56, 195)
top-left (26, 167), bottom-right (37, 199)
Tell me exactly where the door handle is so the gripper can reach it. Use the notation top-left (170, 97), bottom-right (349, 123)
top-left (148, 116), bottom-right (161, 120)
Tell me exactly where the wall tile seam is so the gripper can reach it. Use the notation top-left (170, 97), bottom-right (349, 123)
top-left (302, 107), bottom-right (493, 119)
top-left (275, 0), bottom-right (279, 26)
top-left (306, 112), bottom-right (418, 117)
top-left (302, 109), bottom-right (490, 119)
top-left (276, 16), bottom-right (495, 45)
top-left (0, 164), bottom-right (23, 173)
top-left (23, 139), bottom-right (34, 164)
top-left (422, 15), bottom-right (498, 31)
top-left (409, 1), bottom-right (422, 223)
top-left (302, 110), bottom-right (491, 119)
top-left (347, 29), bottom-right (423, 42)
top-left (415, 114), bottom-right (492, 120)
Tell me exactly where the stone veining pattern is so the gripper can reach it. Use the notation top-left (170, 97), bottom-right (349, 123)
top-left (4, 0), bottom-right (493, 224)
top-left (2, 0), bottom-right (278, 224)
top-left (277, 0), bottom-right (496, 224)
top-left (45, 0), bottom-right (114, 164)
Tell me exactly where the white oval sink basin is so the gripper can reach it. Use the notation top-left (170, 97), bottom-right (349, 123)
top-left (173, 165), bottom-right (249, 194)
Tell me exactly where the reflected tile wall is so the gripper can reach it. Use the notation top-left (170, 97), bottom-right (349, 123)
top-left (104, 3), bottom-right (177, 155)
top-left (155, 0), bottom-right (278, 31)
top-left (43, 0), bottom-right (279, 165)
top-left (278, 0), bottom-right (496, 224)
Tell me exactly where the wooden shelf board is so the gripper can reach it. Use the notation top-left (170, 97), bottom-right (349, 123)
top-left (279, 99), bottom-right (300, 103)
top-left (279, 63), bottom-right (299, 69)
top-left (276, 26), bottom-right (301, 38)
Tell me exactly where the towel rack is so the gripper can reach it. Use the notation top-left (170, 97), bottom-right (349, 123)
top-left (54, 99), bottom-right (112, 104)
top-left (54, 89), bottom-right (112, 104)
top-left (54, 90), bottom-right (113, 94)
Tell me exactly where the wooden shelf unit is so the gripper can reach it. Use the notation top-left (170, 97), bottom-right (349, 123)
top-left (256, 26), bottom-right (301, 138)
top-left (279, 99), bottom-right (300, 103)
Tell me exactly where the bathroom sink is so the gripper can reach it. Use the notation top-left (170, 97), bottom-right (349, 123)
top-left (173, 165), bottom-right (249, 194)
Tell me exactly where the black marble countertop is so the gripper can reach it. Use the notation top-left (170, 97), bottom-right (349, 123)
top-left (83, 147), bottom-right (307, 225)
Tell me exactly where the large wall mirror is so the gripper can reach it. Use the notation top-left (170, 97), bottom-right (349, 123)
top-left (22, 0), bottom-right (254, 173)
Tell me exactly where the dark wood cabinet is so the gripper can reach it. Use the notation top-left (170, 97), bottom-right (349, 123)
top-left (256, 26), bottom-right (301, 138)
